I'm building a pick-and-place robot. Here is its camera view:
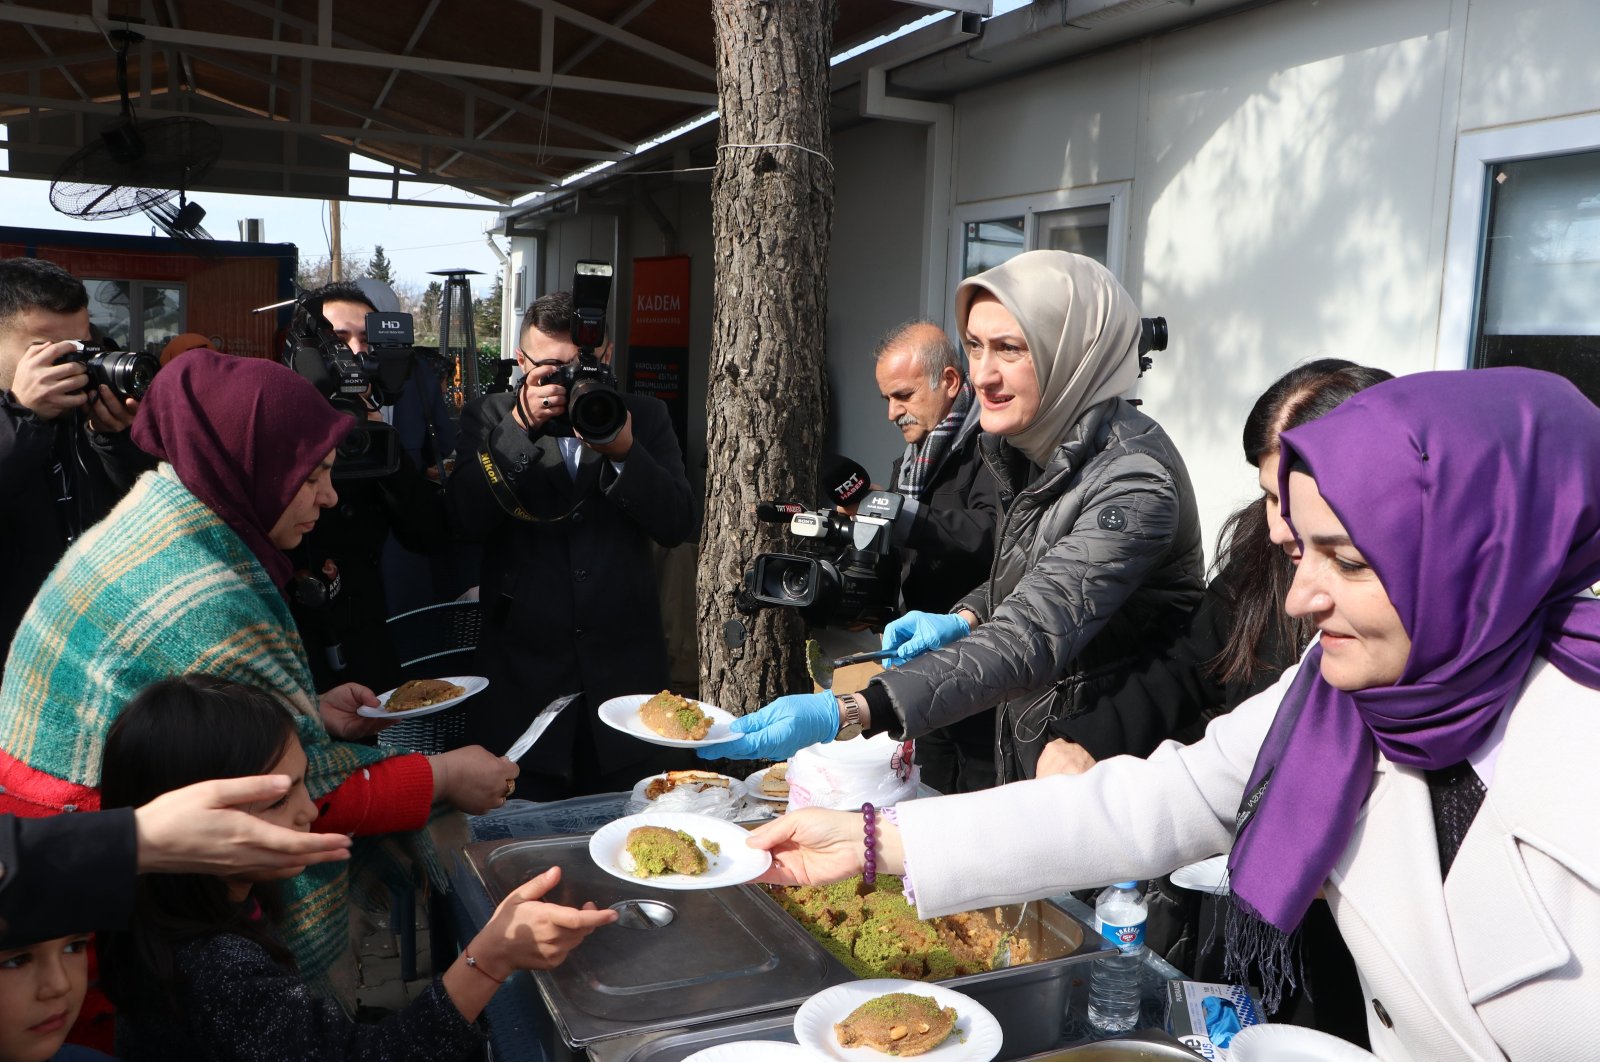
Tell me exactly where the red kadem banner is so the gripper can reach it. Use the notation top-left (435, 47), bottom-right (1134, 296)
top-left (628, 255), bottom-right (691, 449)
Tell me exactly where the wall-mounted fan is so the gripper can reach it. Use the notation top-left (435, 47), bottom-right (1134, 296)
top-left (48, 29), bottom-right (221, 228)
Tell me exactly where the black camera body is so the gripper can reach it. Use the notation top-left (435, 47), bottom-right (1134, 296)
top-left (542, 260), bottom-right (628, 446)
top-left (1137, 315), bottom-right (1167, 376)
top-left (287, 303), bottom-right (417, 480)
top-left (58, 342), bottom-right (159, 401)
top-left (742, 490), bottom-right (905, 628)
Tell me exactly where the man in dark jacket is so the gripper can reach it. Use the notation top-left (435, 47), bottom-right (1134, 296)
top-left (282, 282), bottom-right (455, 691)
top-left (449, 292), bottom-right (697, 798)
top-left (874, 321), bottom-right (1000, 792)
top-left (0, 259), bottom-right (151, 659)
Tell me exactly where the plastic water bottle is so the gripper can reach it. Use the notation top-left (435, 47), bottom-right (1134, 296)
top-left (1087, 880), bottom-right (1147, 1034)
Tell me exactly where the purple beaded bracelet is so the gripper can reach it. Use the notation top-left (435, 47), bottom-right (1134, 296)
top-left (862, 802), bottom-right (877, 885)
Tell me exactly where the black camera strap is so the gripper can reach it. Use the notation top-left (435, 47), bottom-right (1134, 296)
top-left (474, 446), bottom-right (584, 524)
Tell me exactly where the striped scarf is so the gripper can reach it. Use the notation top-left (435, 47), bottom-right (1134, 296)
top-left (0, 465), bottom-right (441, 981)
top-left (897, 384), bottom-right (975, 500)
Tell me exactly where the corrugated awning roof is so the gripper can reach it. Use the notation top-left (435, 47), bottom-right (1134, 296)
top-left (0, 0), bottom-right (953, 209)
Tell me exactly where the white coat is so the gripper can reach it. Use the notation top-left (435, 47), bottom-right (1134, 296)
top-left (894, 656), bottom-right (1600, 1060)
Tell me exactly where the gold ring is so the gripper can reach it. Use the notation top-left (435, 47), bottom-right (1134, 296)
top-left (504, 779), bottom-right (516, 798)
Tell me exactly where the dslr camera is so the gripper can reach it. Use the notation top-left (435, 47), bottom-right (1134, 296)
top-left (740, 490), bottom-right (905, 628)
top-left (286, 299), bottom-right (416, 480)
top-left (57, 341), bottom-right (159, 401)
top-left (541, 260), bottom-right (628, 446)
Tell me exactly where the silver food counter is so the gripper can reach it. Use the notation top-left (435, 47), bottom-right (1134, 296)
top-left (447, 795), bottom-right (1193, 1062)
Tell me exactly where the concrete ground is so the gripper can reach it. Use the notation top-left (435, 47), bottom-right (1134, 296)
top-left (352, 895), bottom-right (438, 1014)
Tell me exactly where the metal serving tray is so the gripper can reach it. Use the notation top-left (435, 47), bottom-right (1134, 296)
top-left (464, 836), bottom-right (1112, 1056)
top-left (462, 835), bottom-right (857, 1047)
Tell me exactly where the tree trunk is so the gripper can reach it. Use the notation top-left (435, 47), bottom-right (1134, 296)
top-left (698, 0), bottom-right (836, 712)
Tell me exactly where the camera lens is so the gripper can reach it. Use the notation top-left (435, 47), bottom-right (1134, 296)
top-left (780, 565), bottom-right (812, 601)
top-left (570, 381), bottom-right (628, 444)
top-left (337, 416), bottom-right (372, 459)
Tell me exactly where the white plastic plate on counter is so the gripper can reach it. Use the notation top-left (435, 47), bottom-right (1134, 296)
top-left (794, 978), bottom-right (1002, 1061)
top-left (597, 694), bottom-right (737, 748)
top-left (1169, 854), bottom-right (1231, 896)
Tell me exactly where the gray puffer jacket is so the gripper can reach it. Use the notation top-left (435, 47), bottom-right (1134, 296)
top-left (872, 397), bottom-right (1204, 782)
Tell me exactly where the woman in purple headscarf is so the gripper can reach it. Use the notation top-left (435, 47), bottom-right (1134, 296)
top-left (747, 367), bottom-right (1600, 1060)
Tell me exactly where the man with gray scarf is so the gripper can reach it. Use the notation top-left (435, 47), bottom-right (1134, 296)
top-left (875, 321), bottom-right (1000, 791)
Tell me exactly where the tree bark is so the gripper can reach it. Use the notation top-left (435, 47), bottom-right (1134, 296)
top-left (698, 0), bottom-right (836, 712)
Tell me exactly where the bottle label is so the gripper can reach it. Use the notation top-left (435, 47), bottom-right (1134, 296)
top-left (1098, 918), bottom-right (1146, 951)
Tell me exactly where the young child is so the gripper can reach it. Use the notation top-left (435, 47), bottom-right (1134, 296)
top-left (99, 675), bottom-right (615, 1062)
top-left (0, 932), bottom-right (111, 1062)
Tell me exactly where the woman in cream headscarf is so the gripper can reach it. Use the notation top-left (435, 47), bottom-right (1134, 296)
top-left (704, 250), bottom-right (1205, 783)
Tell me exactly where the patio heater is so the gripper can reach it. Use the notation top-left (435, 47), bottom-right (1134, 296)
top-left (431, 268), bottom-right (483, 407)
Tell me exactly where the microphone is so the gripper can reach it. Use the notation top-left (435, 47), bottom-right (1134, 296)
top-left (823, 456), bottom-right (871, 510)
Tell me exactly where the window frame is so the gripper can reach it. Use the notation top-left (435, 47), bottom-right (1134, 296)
top-left (947, 180), bottom-right (1131, 321)
top-left (83, 277), bottom-right (188, 353)
top-left (1438, 112), bottom-right (1600, 370)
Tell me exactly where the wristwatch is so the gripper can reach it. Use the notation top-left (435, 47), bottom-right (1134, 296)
top-left (836, 692), bottom-right (865, 740)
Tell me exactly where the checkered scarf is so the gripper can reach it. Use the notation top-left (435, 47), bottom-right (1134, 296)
top-left (896, 384), bottom-right (975, 500)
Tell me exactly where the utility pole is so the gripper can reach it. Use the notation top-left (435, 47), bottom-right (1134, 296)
top-left (329, 199), bottom-right (343, 280)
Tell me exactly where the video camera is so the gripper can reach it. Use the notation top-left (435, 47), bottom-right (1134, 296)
top-left (286, 299), bottom-right (416, 480)
top-left (739, 490), bottom-right (904, 628)
top-left (536, 260), bottom-right (628, 446)
top-left (56, 341), bottom-right (159, 401)
top-left (1137, 316), bottom-right (1167, 376)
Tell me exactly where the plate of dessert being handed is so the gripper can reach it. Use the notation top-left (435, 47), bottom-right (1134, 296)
top-left (588, 811), bottom-right (771, 890)
top-left (358, 676), bottom-right (490, 719)
top-left (598, 691), bottom-right (737, 748)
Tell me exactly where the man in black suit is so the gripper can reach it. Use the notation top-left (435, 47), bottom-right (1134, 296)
top-left (875, 320), bottom-right (999, 792)
top-left (449, 292), bottom-right (697, 798)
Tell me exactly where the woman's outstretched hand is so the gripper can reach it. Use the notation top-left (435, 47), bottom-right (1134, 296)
top-left (747, 808), bottom-right (904, 887)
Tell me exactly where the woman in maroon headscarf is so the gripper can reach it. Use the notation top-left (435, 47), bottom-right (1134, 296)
top-left (0, 350), bottom-right (518, 982)
top-left (744, 367), bottom-right (1600, 1060)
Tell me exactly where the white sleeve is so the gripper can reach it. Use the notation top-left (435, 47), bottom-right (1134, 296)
top-left (894, 658), bottom-right (1302, 918)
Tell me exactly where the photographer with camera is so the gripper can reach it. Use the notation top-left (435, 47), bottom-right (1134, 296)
top-left (283, 281), bottom-right (453, 692)
top-left (449, 273), bottom-right (696, 799)
top-left (704, 251), bottom-right (1204, 782)
top-left (0, 258), bottom-right (155, 654)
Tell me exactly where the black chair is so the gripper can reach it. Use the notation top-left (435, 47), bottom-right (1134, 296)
top-left (378, 601), bottom-right (482, 980)
top-left (379, 603), bottom-right (483, 756)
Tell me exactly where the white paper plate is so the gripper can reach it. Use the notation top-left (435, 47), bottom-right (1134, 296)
top-left (629, 772), bottom-right (747, 814)
top-left (1169, 854), bottom-right (1231, 896)
top-left (597, 693), bottom-right (736, 748)
top-left (589, 812), bottom-right (771, 890)
top-left (794, 978), bottom-right (1002, 1062)
top-left (744, 764), bottom-right (791, 802)
top-left (1228, 1024), bottom-right (1380, 1061)
top-left (683, 1042), bottom-right (812, 1062)
top-left (358, 676), bottom-right (490, 719)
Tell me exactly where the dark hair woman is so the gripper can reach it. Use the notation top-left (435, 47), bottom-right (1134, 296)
top-left (101, 675), bottom-right (613, 1062)
top-left (1032, 358), bottom-right (1393, 1044)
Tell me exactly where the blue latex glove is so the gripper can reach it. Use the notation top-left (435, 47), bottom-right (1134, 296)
top-left (1201, 996), bottom-right (1244, 1049)
top-left (881, 610), bottom-right (970, 666)
top-left (696, 692), bottom-right (839, 761)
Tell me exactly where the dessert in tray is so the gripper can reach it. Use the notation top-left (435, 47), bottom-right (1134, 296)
top-left (834, 992), bottom-right (958, 1056)
top-left (769, 875), bottom-right (1031, 980)
top-left (624, 825), bottom-right (709, 877)
top-left (385, 678), bottom-right (466, 713)
top-left (639, 690), bottom-right (712, 741)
